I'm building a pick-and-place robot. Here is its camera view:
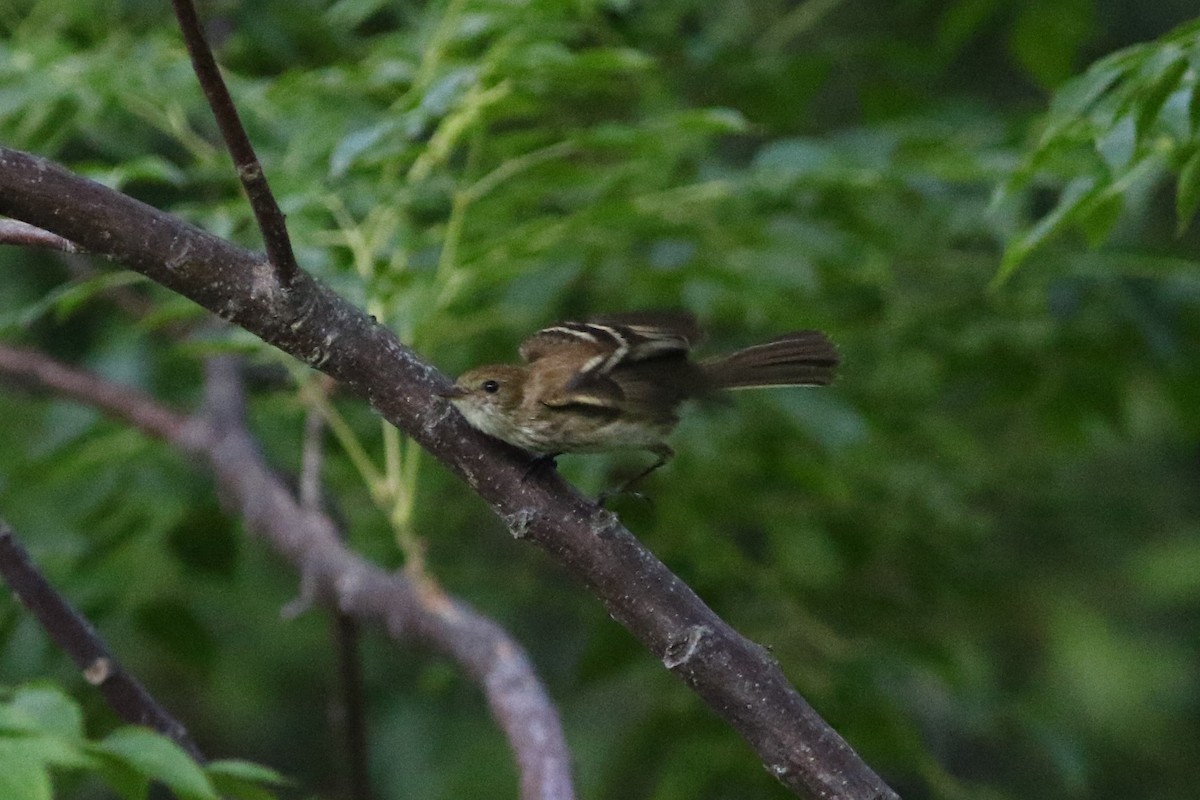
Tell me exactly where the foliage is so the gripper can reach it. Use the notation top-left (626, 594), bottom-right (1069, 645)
top-left (1, 1), bottom-right (1199, 800)
top-left (0, 683), bottom-right (286, 800)
top-left (996, 17), bottom-right (1200, 282)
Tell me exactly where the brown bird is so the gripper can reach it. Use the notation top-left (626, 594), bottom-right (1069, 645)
top-left (440, 311), bottom-right (839, 494)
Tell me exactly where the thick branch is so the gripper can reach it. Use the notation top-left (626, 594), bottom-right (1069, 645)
top-left (0, 521), bottom-right (205, 761)
top-left (0, 146), bottom-right (897, 800)
top-left (169, 0), bottom-right (298, 284)
top-left (0, 343), bottom-right (575, 800)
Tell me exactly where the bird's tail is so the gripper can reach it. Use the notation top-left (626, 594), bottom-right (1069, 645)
top-left (701, 331), bottom-right (839, 390)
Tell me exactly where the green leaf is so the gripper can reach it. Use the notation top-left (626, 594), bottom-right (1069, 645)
top-left (1047, 58), bottom-right (1124, 123)
top-left (1176, 145), bottom-right (1200, 233)
top-left (0, 271), bottom-right (148, 335)
top-left (206, 759), bottom-right (290, 786)
top-left (208, 778), bottom-right (277, 800)
top-left (994, 175), bottom-right (1098, 286)
top-left (329, 119), bottom-right (402, 177)
top-left (9, 685), bottom-right (84, 740)
top-left (664, 107), bottom-right (748, 137)
top-left (0, 741), bottom-right (52, 800)
top-left (1157, 85), bottom-right (1194, 140)
top-left (1094, 114), bottom-right (1136, 171)
top-left (82, 155), bottom-right (185, 191)
top-left (324, 0), bottom-right (393, 31)
top-left (572, 46), bottom-right (653, 74)
top-left (13, 734), bottom-right (93, 771)
top-left (92, 756), bottom-right (149, 800)
top-left (208, 759), bottom-right (291, 800)
top-left (92, 728), bottom-right (217, 800)
top-left (1074, 189), bottom-right (1124, 247)
top-left (0, 708), bottom-right (39, 736)
top-left (1131, 48), bottom-right (1189, 140)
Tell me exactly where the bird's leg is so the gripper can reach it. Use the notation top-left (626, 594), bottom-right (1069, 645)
top-left (522, 452), bottom-right (560, 481)
top-left (598, 444), bottom-right (674, 506)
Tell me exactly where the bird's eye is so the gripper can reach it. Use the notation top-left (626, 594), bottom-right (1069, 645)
top-left (481, 379), bottom-right (500, 394)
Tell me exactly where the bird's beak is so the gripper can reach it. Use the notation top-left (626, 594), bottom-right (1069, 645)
top-left (436, 385), bottom-right (466, 400)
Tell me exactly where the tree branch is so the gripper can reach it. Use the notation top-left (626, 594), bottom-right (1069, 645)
top-left (169, 0), bottom-right (298, 285)
top-left (0, 342), bottom-right (196, 444)
top-left (0, 145), bottom-right (897, 800)
top-left (0, 219), bottom-right (80, 252)
top-left (0, 520), bottom-right (206, 762)
top-left (301, 380), bottom-right (372, 800)
top-left (0, 342), bottom-right (576, 800)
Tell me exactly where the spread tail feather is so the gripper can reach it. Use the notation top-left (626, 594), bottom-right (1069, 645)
top-left (701, 330), bottom-right (838, 390)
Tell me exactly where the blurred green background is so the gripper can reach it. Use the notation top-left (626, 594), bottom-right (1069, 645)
top-left (2, 1), bottom-right (1199, 798)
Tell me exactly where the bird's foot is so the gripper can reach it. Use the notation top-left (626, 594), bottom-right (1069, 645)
top-left (522, 453), bottom-right (559, 481)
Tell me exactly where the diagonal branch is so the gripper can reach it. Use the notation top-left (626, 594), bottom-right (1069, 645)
top-left (199, 356), bottom-right (574, 800)
top-left (0, 342), bottom-right (576, 800)
top-left (0, 520), bottom-right (206, 762)
top-left (0, 343), bottom-right (195, 443)
top-left (169, 0), bottom-right (298, 285)
top-left (0, 145), bottom-right (897, 800)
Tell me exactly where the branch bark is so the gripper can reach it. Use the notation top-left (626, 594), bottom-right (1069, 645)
top-left (0, 342), bottom-right (575, 800)
top-left (169, 0), bottom-right (298, 285)
top-left (0, 146), bottom-right (897, 800)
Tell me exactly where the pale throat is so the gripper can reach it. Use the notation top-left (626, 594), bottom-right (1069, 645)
top-left (455, 400), bottom-right (506, 439)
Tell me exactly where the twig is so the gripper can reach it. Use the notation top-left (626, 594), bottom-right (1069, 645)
top-left (0, 342), bottom-right (576, 800)
top-left (301, 386), bottom-right (373, 800)
top-left (0, 219), bottom-right (80, 252)
top-left (0, 146), bottom-right (895, 800)
top-left (169, 0), bottom-right (298, 285)
top-left (300, 395), bottom-right (330, 510)
top-left (329, 598), bottom-right (371, 800)
top-left (0, 520), bottom-right (206, 762)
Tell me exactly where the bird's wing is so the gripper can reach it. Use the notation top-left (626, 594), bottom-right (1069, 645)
top-left (519, 312), bottom-right (700, 372)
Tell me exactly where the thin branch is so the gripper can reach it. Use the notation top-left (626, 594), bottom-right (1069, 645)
top-left (0, 219), bottom-right (80, 252)
top-left (169, 0), bottom-right (298, 285)
top-left (0, 520), bottom-right (206, 761)
top-left (0, 342), bottom-right (576, 800)
top-left (300, 394), bottom-right (330, 510)
top-left (0, 145), bottom-right (896, 800)
top-left (329, 601), bottom-right (371, 800)
top-left (301, 388), bottom-right (373, 800)
top-left (216, 356), bottom-right (579, 800)
top-left (0, 343), bottom-right (195, 445)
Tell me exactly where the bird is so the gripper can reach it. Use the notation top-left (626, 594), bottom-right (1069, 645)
top-left (439, 311), bottom-right (839, 496)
